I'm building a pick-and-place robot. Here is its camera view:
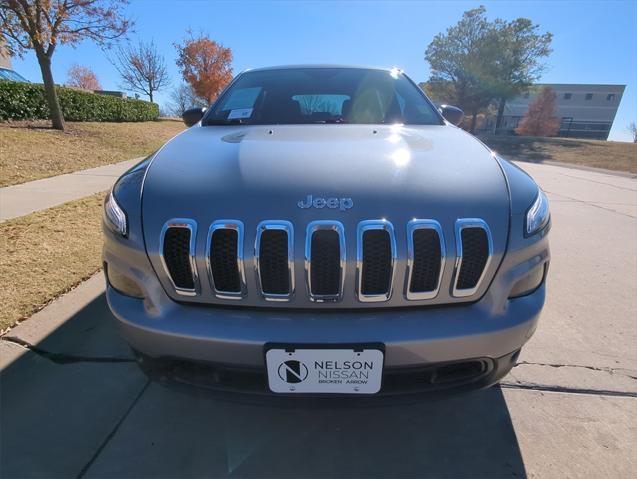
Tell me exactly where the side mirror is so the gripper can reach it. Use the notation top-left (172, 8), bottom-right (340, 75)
top-left (440, 105), bottom-right (464, 126)
top-left (182, 107), bottom-right (206, 127)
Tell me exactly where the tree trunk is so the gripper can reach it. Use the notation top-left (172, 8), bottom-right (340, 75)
top-left (470, 110), bottom-right (478, 134)
top-left (148, 83), bottom-right (153, 102)
top-left (36, 52), bottom-right (65, 131)
top-left (495, 97), bottom-right (506, 134)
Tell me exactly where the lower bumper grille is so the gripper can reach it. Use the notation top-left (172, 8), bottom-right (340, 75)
top-left (137, 353), bottom-right (496, 397)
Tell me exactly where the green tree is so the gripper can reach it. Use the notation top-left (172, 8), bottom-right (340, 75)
top-left (489, 18), bottom-right (552, 132)
top-left (424, 6), bottom-right (552, 135)
top-left (0, 1), bottom-right (130, 130)
top-left (425, 7), bottom-right (496, 133)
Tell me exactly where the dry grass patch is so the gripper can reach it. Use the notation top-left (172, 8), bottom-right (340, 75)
top-left (0, 120), bottom-right (185, 187)
top-left (0, 193), bottom-right (104, 331)
top-left (481, 135), bottom-right (637, 174)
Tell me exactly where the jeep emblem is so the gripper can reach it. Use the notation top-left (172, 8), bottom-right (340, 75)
top-left (297, 194), bottom-right (353, 211)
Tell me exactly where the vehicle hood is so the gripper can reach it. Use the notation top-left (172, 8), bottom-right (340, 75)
top-left (142, 124), bottom-right (508, 225)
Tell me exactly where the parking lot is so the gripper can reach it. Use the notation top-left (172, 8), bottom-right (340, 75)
top-left (1, 161), bottom-right (635, 478)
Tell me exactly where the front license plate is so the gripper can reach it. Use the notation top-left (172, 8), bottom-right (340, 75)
top-left (266, 348), bottom-right (384, 394)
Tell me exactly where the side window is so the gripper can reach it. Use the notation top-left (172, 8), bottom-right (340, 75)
top-left (563, 93), bottom-right (572, 100)
top-left (220, 87), bottom-right (262, 111)
top-left (607, 94), bottom-right (616, 101)
top-left (585, 93), bottom-right (593, 100)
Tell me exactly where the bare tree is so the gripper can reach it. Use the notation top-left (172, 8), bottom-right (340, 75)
top-left (1, 0), bottom-right (129, 130)
top-left (113, 40), bottom-right (169, 102)
top-left (169, 83), bottom-right (207, 116)
top-left (628, 122), bottom-right (637, 143)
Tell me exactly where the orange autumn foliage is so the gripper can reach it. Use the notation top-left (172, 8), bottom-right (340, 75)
top-left (67, 64), bottom-right (102, 90)
top-left (175, 33), bottom-right (232, 104)
top-left (515, 86), bottom-right (560, 137)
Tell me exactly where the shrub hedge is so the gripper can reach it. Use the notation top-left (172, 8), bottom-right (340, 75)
top-left (0, 80), bottom-right (159, 122)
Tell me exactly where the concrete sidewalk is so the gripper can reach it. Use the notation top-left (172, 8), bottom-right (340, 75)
top-left (0, 158), bottom-right (142, 222)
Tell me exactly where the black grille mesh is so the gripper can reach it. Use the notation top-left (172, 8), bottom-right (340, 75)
top-left (210, 229), bottom-right (241, 292)
top-left (457, 227), bottom-right (489, 290)
top-left (163, 227), bottom-right (194, 290)
top-left (310, 229), bottom-right (341, 296)
top-left (361, 229), bottom-right (392, 295)
top-left (409, 229), bottom-right (442, 293)
top-left (259, 229), bottom-right (290, 295)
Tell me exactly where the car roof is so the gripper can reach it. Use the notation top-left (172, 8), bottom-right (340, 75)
top-left (244, 64), bottom-right (401, 74)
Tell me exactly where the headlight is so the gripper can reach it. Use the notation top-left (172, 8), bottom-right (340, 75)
top-left (104, 190), bottom-right (127, 237)
top-left (525, 190), bottom-right (549, 236)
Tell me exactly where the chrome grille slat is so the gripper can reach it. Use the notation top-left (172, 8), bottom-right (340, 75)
top-left (357, 220), bottom-right (396, 302)
top-left (405, 220), bottom-right (445, 300)
top-left (206, 220), bottom-right (246, 299)
top-left (305, 221), bottom-right (346, 302)
top-left (452, 219), bottom-right (493, 298)
top-left (159, 219), bottom-right (199, 296)
top-left (255, 221), bottom-right (294, 301)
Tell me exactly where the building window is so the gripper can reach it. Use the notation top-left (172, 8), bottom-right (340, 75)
top-left (607, 93), bottom-right (616, 101)
top-left (563, 93), bottom-right (572, 100)
top-left (585, 93), bottom-right (593, 100)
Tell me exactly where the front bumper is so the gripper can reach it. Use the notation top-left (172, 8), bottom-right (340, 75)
top-left (107, 280), bottom-right (544, 371)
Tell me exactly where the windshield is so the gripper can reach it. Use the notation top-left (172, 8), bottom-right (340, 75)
top-left (203, 67), bottom-right (443, 126)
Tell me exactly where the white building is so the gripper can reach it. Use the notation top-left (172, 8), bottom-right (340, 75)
top-left (482, 83), bottom-right (625, 140)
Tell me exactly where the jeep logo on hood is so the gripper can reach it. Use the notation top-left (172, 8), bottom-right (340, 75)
top-left (297, 195), bottom-right (353, 211)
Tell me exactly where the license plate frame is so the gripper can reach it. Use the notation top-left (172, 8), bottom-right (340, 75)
top-left (264, 344), bottom-right (385, 395)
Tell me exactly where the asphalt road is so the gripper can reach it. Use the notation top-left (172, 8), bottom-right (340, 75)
top-left (1, 161), bottom-right (636, 478)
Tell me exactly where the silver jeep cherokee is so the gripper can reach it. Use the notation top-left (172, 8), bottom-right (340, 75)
top-left (103, 66), bottom-right (550, 397)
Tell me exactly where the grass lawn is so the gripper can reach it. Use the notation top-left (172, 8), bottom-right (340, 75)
top-left (481, 135), bottom-right (637, 174)
top-left (0, 193), bottom-right (104, 332)
top-left (0, 120), bottom-right (185, 187)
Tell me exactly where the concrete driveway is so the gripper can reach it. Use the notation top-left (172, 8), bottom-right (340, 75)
top-left (1, 161), bottom-right (636, 478)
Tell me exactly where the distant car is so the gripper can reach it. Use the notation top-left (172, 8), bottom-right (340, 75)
top-left (103, 65), bottom-right (550, 398)
top-left (0, 67), bottom-right (29, 82)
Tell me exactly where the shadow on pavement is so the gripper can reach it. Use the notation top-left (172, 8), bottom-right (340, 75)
top-left (1, 293), bottom-right (526, 479)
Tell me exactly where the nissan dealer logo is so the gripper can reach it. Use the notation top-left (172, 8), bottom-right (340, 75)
top-left (278, 360), bottom-right (309, 383)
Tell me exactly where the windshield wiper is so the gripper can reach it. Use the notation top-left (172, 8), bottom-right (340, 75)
top-left (203, 118), bottom-right (246, 126)
top-left (310, 118), bottom-right (348, 124)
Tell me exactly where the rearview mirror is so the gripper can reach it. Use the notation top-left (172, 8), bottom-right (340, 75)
top-left (440, 105), bottom-right (464, 126)
top-left (182, 107), bottom-right (206, 127)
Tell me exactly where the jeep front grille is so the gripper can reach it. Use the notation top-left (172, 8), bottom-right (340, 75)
top-left (158, 217), bottom-right (494, 304)
top-left (160, 220), bottom-right (198, 296)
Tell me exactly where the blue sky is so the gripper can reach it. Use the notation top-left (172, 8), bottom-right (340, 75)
top-left (10, 0), bottom-right (637, 141)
